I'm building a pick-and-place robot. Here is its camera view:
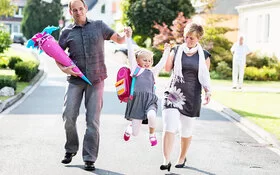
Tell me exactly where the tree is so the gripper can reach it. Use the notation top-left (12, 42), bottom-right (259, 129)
top-left (0, 0), bottom-right (16, 16)
top-left (153, 12), bottom-right (190, 49)
top-left (122, 0), bottom-right (195, 45)
top-left (21, 0), bottom-right (62, 39)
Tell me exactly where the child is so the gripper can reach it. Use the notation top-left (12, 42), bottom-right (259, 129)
top-left (123, 27), bottom-right (170, 146)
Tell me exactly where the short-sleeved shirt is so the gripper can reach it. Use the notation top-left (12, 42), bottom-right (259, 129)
top-left (58, 19), bottom-right (115, 84)
top-left (231, 43), bottom-right (250, 62)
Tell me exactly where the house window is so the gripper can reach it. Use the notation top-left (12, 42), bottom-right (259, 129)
top-left (263, 14), bottom-right (270, 43)
top-left (101, 4), bottom-right (105, 14)
top-left (256, 15), bottom-right (263, 43)
top-left (14, 7), bottom-right (23, 17)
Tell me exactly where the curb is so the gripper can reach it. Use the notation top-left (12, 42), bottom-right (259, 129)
top-left (211, 100), bottom-right (280, 150)
top-left (0, 69), bottom-right (45, 113)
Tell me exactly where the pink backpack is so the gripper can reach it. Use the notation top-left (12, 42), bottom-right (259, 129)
top-left (115, 66), bottom-right (141, 103)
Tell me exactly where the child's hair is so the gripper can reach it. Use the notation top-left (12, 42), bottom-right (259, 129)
top-left (183, 22), bottom-right (204, 39)
top-left (135, 48), bottom-right (154, 61)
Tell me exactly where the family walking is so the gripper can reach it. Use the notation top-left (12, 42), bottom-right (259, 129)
top-left (56, 0), bottom-right (211, 172)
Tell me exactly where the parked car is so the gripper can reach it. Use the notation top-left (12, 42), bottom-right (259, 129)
top-left (11, 33), bottom-right (26, 45)
top-left (113, 40), bottom-right (140, 56)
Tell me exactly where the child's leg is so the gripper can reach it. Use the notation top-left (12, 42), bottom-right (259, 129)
top-left (131, 119), bottom-right (142, 136)
top-left (147, 109), bottom-right (157, 146)
top-left (123, 119), bottom-right (142, 141)
top-left (147, 109), bottom-right (157, 134)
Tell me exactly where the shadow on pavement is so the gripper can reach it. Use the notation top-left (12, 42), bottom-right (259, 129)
top-left (65, 164), bottom-right (125, 175)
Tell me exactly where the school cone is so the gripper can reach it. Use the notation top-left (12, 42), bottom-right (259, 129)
top-left (26, 26), bottom-right (92, 85)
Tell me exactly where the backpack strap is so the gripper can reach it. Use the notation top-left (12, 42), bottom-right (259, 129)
top-left (129, 66), bottom-right (142, 99)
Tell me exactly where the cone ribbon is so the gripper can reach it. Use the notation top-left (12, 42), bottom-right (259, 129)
top-left (26, 26), bottom-right (92, 85)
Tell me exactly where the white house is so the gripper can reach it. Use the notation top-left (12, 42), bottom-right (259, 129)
top-left (62, 0), bottom-right (122, 30)
top-left (0, 0), bottom-right (26, 33)
top-left (236, 0), bottom-right (280, 59)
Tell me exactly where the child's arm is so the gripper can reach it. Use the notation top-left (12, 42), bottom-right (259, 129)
top-left (152, 43), bottom-right (171, 76)
top-left (124, 27), bottom-right (138, 71)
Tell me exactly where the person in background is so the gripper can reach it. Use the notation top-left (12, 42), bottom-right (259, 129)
top-left (123, 27), bottom-right (171, 147)
top-left (230, 35), bottom-right (251, 89)
top-left (56, 0), bottom-right (128, 171)
top-left (160, 22), bottom-right (211, 172)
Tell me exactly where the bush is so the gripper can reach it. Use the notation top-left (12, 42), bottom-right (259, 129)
top-left (0, 56), bottom-right (9, 68)
top-left (215, 61), bottom-right (232, 79)
top-left (8, 56), bottom-right (23, 69)
top-left (247, 52), bottom-right (279, 68)
top-left (244, 66), bottom-right (279, 81)
top-left (14, 61), bottom-right (39, 82)
top-left (0, 75), bottom-right (17, 90)
top-left (0, 28), bottom-right (12, 54)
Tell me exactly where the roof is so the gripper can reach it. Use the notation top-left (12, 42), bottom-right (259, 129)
top-left (85, 0), bottom-right (98, 10)
top-left (11, 0), bottom-right (26, 7)
top-left (207, 0), bottom-right (272, 15)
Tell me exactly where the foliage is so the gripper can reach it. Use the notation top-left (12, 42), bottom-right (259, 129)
top-left (8, 56), bottom-right (23, 69)
top-left (0, 56), bottom-right (9, 68)
top-left (200, 26), bottom-right (233, 71)
top-left (122, 0), bottom-right (195, 44)
top-left (245, 66), bottom-right (278, 81)
top-left (215, 61), bottom-right (232, 79)
top-left (153, 12), bottom-right (190, 49)
top-left (0, 24), bottom-right (12, 54)
top-left (14, 61), bottom-right (39, 82)
top-left (247, 51), bottom-right (279, 68)
top-left (0, 0), bottom-right (16, 16)
top-left (0, 75), bottom-right (17, 90)
top-left (21, 0), bottom-right (62, 39)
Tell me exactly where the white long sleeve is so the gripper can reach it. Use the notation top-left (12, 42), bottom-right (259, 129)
top-left (126, 37), bottom-right (138, 75)
top-left (152, 47), bottom-right (170, 76)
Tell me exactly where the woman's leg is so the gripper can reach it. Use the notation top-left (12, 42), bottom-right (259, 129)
top-left (162, 108), bottom-right (180, 164)
top-left (177, 115), bottom-right (196, 164)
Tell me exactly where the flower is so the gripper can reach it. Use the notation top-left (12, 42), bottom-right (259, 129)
top-left (165, 86), bottom-right (186, 110)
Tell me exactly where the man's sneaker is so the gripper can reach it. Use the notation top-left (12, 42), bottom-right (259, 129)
top-left (149, 135), bottom-right (157, 146)
top-left (123, 132), bottom-right (131, 141)
top-left (84, 161), bottom-right (95, 171)
top-left (61, 152), bottom-right (77, 164)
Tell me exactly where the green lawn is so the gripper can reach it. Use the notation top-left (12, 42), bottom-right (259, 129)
top-left (212, 80), bottom-right (280, 140)
top-left (0, 46), bottom-right (36, 101)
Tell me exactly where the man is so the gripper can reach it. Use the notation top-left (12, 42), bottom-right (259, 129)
top-left (56, 0), bottom-right (128, 171)
top-left (230, 35), bottom-right (251, 89)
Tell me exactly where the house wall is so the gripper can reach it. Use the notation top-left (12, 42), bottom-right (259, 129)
top-left (87, 0), bottom-right (121, 28)
top-left (193, 14), bottom-right (239, 43)
top-left (237, 0), bottom-right (280, 59)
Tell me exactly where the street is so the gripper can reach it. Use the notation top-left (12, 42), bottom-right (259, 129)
top-left (0, 43), bottom-right (279, 175)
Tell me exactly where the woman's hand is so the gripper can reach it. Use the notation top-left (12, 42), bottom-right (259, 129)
top-left (203, 91), bottom-right (211, 105)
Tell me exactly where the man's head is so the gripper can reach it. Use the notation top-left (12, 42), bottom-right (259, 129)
top-left (68, 0), bottom-right (88, 25)
top-left (238, 36), bottom-right (244, 45)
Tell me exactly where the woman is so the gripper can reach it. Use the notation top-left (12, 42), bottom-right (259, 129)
top-left (160, 22), bottom-right (211, 171)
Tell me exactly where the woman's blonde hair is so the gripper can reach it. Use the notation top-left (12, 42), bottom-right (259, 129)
top-left (183, 22), bottom-right (204, 39)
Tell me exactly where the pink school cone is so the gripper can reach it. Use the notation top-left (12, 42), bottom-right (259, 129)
top-left (40, 35), bottom-right (92, 85)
